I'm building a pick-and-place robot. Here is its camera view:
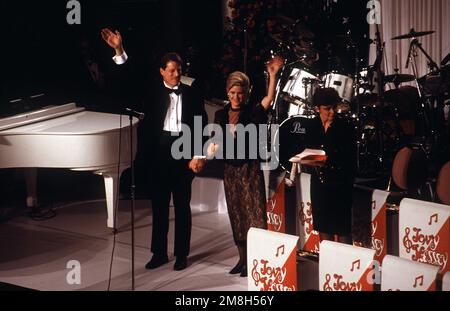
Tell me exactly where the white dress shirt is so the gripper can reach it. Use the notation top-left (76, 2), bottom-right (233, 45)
top-left (162, 81), bottom-right (182, 133)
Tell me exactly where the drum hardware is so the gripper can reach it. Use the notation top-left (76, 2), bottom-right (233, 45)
top-left (392, 28), bottom-right (440, 141)
top-left (442, 52), bottom-right (450, 66)
top-left (355, 24), bottom-right (391, 177)
top-left (384, 73), bottom-right (415, 89)
top-left (358, 66), bottom-right (381, 95)
top-left (282, 67), bottom-right (321, 103)
top-left (391, 28), bottom-right (435, 41)
top-left (262, 19), bottom-right (445, 179)
top-left (322, 72), bottom-right (354, 103)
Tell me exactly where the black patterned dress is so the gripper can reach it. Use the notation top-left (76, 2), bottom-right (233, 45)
top-left (213, 103), bottom-right (268, 244)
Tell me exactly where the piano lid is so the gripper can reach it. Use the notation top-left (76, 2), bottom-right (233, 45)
top-left (0, 103), bottom-right (85, 131)
top-left (0, 103), bottom-right (139, 135)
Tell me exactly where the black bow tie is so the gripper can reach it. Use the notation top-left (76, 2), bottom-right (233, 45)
top-left (166, 87), bottom-right (181, 95)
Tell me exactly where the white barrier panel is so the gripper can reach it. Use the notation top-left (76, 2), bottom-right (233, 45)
top-left (399, 198), bottom-right (450, 276)
top-left (381, 255), bottom-right (439, 291)
top-left (319, 241), bottom-right (376, 291)
top-left (296, 173), bottom-right (320, 254)
top-left (190, 177), bottom-right (228, 214)
top-left (247, 228), bottom-right (299, 291)
top-left (443, 271), bottom-right (450, 291)
top-left (267, 181), bottom-right (285, 233)
top-left (371, 190), bottom-right (389, 262)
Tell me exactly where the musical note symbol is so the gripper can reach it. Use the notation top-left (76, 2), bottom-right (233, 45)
top-left (276, 245), bottom-right (285, 257)
top-left (413, 275), bottom-right (424, 288)
top-left (350, 259), bottom-right (361, 272)
top-left (428, 214), bottom-right (438, 225)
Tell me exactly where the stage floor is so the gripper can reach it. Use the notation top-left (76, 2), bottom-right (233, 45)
top-left (0, 198), bottom-right (248, 291)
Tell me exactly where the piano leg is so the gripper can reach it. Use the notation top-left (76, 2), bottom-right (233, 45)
top-left (98, 167), bottom-right (127, 229)
top-left (24, 168), bottom-right (38, 208)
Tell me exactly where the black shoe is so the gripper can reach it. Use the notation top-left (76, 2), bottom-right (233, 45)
top-left (145, 254), bottom-right (168, 269)
top-left (240, 265), bottom-right (247, 277)
top-left (173, 256), bottom-right (188, 271)
top-left (229, 261), bottom-right (244, 274)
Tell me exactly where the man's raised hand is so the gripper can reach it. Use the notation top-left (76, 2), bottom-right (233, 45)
top-left (101, 28), bottom-right (124, 55)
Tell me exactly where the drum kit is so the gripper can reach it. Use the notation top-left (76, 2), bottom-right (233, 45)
top-left (269, 23), bottom-right (449, 175)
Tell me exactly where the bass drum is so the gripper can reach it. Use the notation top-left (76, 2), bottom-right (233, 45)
top-left (273, 115), bottom-right (316, 172)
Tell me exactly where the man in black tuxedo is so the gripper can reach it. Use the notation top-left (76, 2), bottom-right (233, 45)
top-left (101, 28), bottom-right (207, 271)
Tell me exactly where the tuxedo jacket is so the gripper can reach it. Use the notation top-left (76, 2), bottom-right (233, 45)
top-left (113, 58), bottom-right (207, 181)
top-left (141, 81), bottom-right (206, 146)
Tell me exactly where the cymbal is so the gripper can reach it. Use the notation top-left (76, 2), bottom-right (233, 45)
top-left (384, 73), bottom-right (415, 84)
top-left (392, 28), bottom-right (435, 40)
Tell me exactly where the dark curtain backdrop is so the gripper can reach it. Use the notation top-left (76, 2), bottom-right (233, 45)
top-left (1, 0), bottom-right (223, 108)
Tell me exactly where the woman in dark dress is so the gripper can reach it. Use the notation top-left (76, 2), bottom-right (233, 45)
top-left (208, 57), bottom-right (284, 277)
top-left (306, 88), bottom-right (357, 244)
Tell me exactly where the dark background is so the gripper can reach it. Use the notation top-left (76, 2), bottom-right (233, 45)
top-left (1, 0), bottom-right (223, 113)
top-left (1, 0), bottom-right (369, 112)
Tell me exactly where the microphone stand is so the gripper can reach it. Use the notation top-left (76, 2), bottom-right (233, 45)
top-left (124, 108), bottom-right (143, 291)
top-left (125, 110), bottom-right (136, 291)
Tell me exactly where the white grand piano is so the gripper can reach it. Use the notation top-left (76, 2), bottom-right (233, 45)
top-left (0, 103), bottom-right (139, 228)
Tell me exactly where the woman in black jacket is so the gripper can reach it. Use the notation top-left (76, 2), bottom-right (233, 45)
top-left (306, 88), bottom-right (357, 244)
top-left (208, 57), bottom-right (284, 277)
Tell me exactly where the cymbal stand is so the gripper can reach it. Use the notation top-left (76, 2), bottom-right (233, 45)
top-left (267, 61), bottom-right (288, 165)
top-left (353, 48), bottom-right (363, 173)
top-left (358, 25), bottom-right (386, 175)
top-left (406, 39), bottom-right (433, 138)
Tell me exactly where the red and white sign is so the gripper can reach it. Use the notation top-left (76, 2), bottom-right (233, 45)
top-left (371, 189), bottom-right (389, 262)
top-left (399, 198), bottom-right (450, 276)
top-left (267, 181), bottom-right (285, 233)
top-left (443, 271), bottom-right (450, 291)
top-left (381, 255), bottom-right (439, 291)
top-left (247, 228), bottom-right (299, 291)
top-left (319, 241), bottom-right (376, 291)
top-left (296, 173), bottom-right (320, 254)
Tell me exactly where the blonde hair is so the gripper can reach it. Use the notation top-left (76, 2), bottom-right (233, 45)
top-left (226, 71), bottom-right (250, 94)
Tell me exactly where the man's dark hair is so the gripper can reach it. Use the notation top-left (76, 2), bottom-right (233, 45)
top-left (312, 88), bottom-right (342, 107)
top-left (160, 52), bottom-right (183, 69)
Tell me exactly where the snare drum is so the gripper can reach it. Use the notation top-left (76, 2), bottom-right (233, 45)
top-left (322, 72), bottom-right (354, 103)
top-left (283, 68), bottom-right (320, 102)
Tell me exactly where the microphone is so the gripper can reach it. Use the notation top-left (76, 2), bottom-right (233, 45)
top-left (125, 108), bottom-right (145, 120)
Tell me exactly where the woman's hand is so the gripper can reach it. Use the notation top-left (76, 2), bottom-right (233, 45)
top-left (101, 28), bottom-right (124, 55)
top-left (261, 56), bottom-right (285, 110)
top-left (266, 56), bottom-right (284, 76)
